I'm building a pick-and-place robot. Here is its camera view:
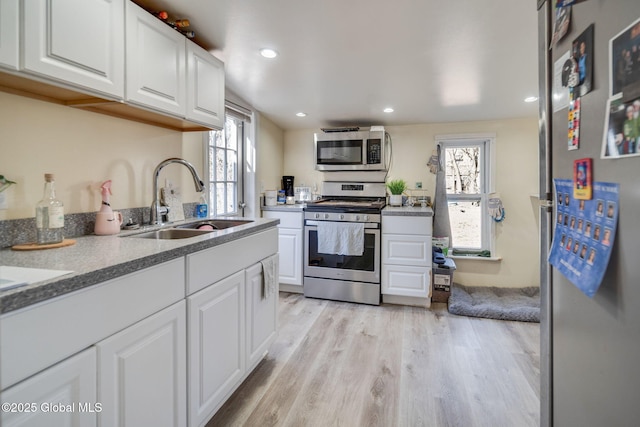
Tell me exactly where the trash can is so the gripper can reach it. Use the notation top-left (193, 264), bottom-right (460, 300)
top-left (432, 257), bottom-right (456, 303)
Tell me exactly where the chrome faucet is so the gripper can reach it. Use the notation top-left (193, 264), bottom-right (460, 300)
top-left (151, 158), bottom-right (205, 225)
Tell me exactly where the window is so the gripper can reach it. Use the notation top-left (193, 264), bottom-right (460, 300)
top-left (438, 135), bottom-right (495, 253)
top-left (206, 113), bottom-right (246, 216)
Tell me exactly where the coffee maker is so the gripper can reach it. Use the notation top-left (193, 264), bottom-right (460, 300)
top-left (282, 176), bottom-right (294, 197)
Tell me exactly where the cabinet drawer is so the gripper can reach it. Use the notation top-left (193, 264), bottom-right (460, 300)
top-left (262, 210), bottom-right (303, 229)
top-left (187, 228), bottom-right (278, 295)
top-left (382, 264), bottom-right (431, 297)
top-left (382, 234), bottom-right (431, 266)
top-left (382, 216), bottom-right (432, 235)
top-left (0, 258), bottom-right (185, 389)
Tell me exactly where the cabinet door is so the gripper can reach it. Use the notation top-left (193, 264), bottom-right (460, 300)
top-left (245, 258), bottom-right (278, 370)
top-left (278, 227), bottom-right (303, 286)
top-left (382, 264), bottom-right (431, 297)
top-left (0, 348), bottom-right (97, 427)
top-left (22, 0), bottom-right (125, 98)
top-left (97, 301), bottom-right (187, 427)
top-left (125, 1), bottom-right (186, 116)
top-left (187, 271), bottom-right (245, 427)
top-left (382, 234), bottom-right (431, 266)
top-left (186, 41), bottom-right (225, 129)
top-left (0, 0), bottom-right (18, 70)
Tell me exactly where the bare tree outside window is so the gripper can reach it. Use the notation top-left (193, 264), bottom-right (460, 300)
top-left (441, 139), bottom-right (492, 251)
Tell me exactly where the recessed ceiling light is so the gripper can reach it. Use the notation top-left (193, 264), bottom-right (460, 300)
top-left (260, 48), bottom-right (278, 58)
top-left (296, 112), bottom-right (307, 117)
top-left (524, 96), bottom-right (538, 103)
top-left (383, 107), bottom-right (394, 113)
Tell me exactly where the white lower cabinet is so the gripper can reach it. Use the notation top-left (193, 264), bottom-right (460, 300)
top-left (0, 228), bottom-right (278, 427)
top-left (245, 257), bottom-right (278, 370)
top-left (97, 301), bottom-right (187, 427)
top-left (382, 215), bottom-right (432, 304)
top-left (0, 348), bottom-right (97, 427)
top-left (187, 256), bottom-right (279, 427)
top-left (262, 210), bottom-right (304, 291)
top-left (187, 271), bottom-right (245, 427)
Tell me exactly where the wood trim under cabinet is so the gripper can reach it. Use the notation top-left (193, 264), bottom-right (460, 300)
top-left (0, 71), bottom-right (211, 132)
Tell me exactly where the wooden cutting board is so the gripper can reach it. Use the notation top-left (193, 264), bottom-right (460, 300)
top-left (12, 239), bottom-right (76, 251)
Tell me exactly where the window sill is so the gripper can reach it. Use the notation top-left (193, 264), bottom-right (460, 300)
top-left (449, 255), bottom-right (502, 262)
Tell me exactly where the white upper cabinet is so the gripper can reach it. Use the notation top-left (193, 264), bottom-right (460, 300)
top-left (22, 0), bottom-right (125, 99)
top-left (0, 0), bottom-right (19, 70)
top-left (125, 1), bottom-right (186, 116)
top-left (186, 42), bottom-right (225, 129)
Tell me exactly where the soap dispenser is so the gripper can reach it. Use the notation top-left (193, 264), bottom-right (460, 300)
top-left (94, 180), bottom-right (123, 235)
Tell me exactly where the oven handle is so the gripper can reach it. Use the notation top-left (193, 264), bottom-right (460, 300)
top-left (305, 220), bottom-right (380, 229)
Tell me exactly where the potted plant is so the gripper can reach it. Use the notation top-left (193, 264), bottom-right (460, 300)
top-left (386, 179), bottom-right (407, 206)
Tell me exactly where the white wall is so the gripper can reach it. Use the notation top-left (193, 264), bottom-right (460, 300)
top-left (256, 115), bottom-right (285, 195)
top-left (284, 118), bottom-right (540, 288)
top-left (0, 91), bottom-right (205, 220)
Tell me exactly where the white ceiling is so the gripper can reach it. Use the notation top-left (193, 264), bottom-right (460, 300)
top-left (134, 0), bottom-right (540, 130)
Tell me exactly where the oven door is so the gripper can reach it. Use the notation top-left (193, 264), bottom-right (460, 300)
top-left (304, 221), bottom-right (380, 283)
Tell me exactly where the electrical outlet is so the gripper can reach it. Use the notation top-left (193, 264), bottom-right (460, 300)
top-left (0, 192), bottom-right (7, 210)
top-left (415, 182), bottom-right (422, 189)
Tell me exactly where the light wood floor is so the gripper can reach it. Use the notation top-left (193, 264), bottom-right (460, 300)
top-left (207, 292), bottom-right (540, 427)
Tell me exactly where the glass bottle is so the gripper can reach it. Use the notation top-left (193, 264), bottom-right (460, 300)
top-left (36, 173), bottom-right (64, 244)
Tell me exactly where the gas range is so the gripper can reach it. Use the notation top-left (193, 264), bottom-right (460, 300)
top-left (302, 181), bottom-right (386, 305)
top-left (304, 181), bottom-right (386, 217)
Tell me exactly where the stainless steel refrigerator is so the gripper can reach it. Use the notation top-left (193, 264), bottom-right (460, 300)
top-left (538, 1), bottom-right (640, 426)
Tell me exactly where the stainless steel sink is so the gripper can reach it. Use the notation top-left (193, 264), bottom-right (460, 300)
top-left (129, 228), bottom-right (215, 240)
top-left (126, 219), bottom-right (254, 240)
top-left (175, 219), bottom-right (254, 230)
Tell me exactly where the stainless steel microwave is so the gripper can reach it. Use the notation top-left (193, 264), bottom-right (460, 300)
top-left (314, 129), bottom-right (388, 171)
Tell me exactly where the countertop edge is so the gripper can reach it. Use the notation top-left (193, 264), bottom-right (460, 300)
top-left (0, 220), bottom-right (278, 314)
top-left (382, 206), bottom-right (434, 217)
top-left (261, 204), bottom-right (306, 212)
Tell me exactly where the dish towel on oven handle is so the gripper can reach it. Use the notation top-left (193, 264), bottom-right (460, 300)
top-left (260, 254), bottom-right (278, 299)
top-left (317, 222), bottom-right (365, 256)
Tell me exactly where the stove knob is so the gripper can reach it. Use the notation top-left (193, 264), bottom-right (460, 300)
top-left (363, 215), bottom-right (369, 221)
top-left (315, 213), bottom-right (320, 219)
top-left (355, 215), bottom-right (361, 221)
top-left (324, 214), bottom-right (330, 219)
top-left (339, 214), bottom-right (345, 220)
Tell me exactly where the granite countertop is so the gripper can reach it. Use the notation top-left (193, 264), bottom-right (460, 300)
top-left (382, 206), bottom-right (434, 216)
top-left (0, 217), bottom-right (278, 314)
top-left (261, 203), bottom-right (306, 212)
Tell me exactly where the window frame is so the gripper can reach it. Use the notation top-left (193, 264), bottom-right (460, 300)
top-left (436, 133), bottom-right (496, 254)
top-left (204, 108), bottom-right (251, 217)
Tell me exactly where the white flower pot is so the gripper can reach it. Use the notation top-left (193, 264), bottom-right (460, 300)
top-left (389, 194), bottom-right (403, 206)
